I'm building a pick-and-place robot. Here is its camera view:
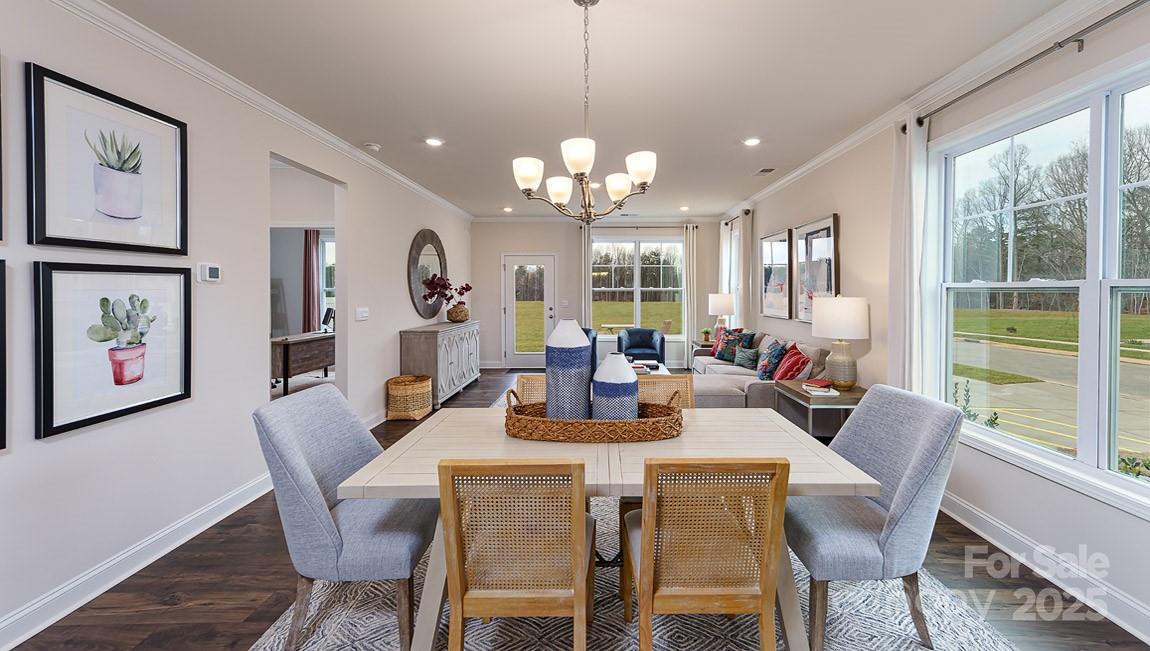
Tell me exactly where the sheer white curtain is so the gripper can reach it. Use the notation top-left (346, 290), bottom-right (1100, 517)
top-left (888, 115), bottom-right (930, 390)
top-left (682, 224), bottom-right (699, 366)
top-left (719, 213), bottom-right (751, 329)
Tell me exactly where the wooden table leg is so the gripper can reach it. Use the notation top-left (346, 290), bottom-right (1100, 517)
top-left (776, 531), bottom-right (811, 651)
top-left (412, 520), bottom-right (447, 651)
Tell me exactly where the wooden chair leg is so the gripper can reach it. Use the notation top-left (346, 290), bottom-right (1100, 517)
top-left (758, 593), bottom-right (777, 650)
top-left (902, 573), bottom-right (934, 650)
top-left (639, 601), bottom-right (654, 651)
top-left (586, 538), bottom-right (596, 627)
top-left (621, 540), bottom-right (634, 623)
top-left (284, 575), bottom-right (315, 651)
top-left (448, 605), bottom-right (465, 651)
top-left (808, 579), bottom-right (829, 651)
top-left (397, 578), bottom-right (413, 651)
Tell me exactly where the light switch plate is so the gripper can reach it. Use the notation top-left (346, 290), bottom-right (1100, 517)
top-left (355, 307), bottom-right (370, 321)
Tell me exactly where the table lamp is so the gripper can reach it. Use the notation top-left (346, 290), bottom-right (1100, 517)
top-left (708, 293), bottom-right (735, 331)
top-left (811, 296), bottom-right (869, 390)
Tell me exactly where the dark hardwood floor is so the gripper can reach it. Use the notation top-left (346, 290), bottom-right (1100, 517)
top-left (18, 370), bottom-right (1147, 650)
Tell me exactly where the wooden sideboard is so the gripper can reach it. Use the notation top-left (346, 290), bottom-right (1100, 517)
top-left (400, 320), bottom-right (480, 408)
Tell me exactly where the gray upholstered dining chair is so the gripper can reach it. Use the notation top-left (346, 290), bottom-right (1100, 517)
top-left (252, 384), bottom-right (439, 651)
top-left (783, 384), bottom-right (963, 651)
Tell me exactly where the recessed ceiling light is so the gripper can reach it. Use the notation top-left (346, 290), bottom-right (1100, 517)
top-left (589, 181), bottom-right (602, 189)
top-left (425, 137), bottom-right (445, 147)
top-left (503, 207), bottom-right (513, 213)
top-left (679, 206), bottom-right (690, 212)
top-left (363, 142), bottom-right (382, 152)
top-left (743, 137), bottom-right (761, 147)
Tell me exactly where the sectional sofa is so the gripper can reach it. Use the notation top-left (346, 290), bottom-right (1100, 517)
top-left (690, 332), bottom-right (829, 409)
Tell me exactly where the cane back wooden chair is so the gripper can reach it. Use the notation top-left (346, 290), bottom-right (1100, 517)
top-left (437, 459), bottom-right (596, 651)
top-left (621, 458), bottom-right (790, 651)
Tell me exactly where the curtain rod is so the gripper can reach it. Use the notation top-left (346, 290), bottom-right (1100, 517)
top-left (902, 0), bottom-right (1149, 133)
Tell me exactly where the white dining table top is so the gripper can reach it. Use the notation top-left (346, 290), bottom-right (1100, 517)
top-left (338, 408), bottom-right (879, 500)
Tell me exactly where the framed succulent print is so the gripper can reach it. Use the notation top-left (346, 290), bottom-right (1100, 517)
top-left (26, 63), bottom-right (188, 254)
top-left (34, 262), bottom-right (191, 438)
top-left (1, 261), bottom-right (6, 450)
top-left (793, 213), bottom-right (840, 322)
top-left (760, 229), bottom-right (792, 319)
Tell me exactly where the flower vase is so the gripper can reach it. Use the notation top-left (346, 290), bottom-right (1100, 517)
top-left (591, 352), bottom-right (639, 420)
top-left (446, 304), bottom-right (469, 323)
top-left (545, 319), bottom-right (592, 420)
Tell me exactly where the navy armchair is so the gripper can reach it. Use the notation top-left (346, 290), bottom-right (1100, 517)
top-left (583, 327), bottom-right (599, 372)
top-left (618, 327), bottom-right (665, 365)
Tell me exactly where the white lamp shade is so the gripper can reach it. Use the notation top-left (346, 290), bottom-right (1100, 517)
top-left (708, 293), bottom-right (735, 316)
top-left (546, 176), bottom-right (574, 205)
top-left (811, 296), bottom-right (869, 340)
top-left (605, 173), bottom-right (632, 202)
top-left (625, 151), bottom-right (657, 185)
top-left (561, 138), bottom-right (596, 175)
top-left (512, 157), bottom-right (544, 192)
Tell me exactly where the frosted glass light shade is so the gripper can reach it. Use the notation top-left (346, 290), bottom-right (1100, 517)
top-left (708, 293), bottom-right (735, 316)
top-left (812, 296), bottom-right (870, 340)
top-left (512, 157), bottom-right (545, 192)
top-left (561, 138), bottom-right (596, 175)
top-left (625, 151), bottom-right (657, 185)
top-left (605, 173), bottom-right (632, 202)
top-left (546, 176), bottom-right (574, 205)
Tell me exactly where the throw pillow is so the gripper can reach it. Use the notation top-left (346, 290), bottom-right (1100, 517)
top-left (735, 331), bottom-right (757, 349)
top-left (774, 345), bottom-right (813, 381)
top-left (714, 331), bottom-right (742, 362)
top-left (734, 346), bottom-right (759, 370)
top-left (710, 326), bottom-right (742, 356)
top-left (757, 340), bottom-right (788, 380)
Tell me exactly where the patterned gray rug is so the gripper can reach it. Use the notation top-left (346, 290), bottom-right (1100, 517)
top-left (252, 499), bottom-right (1015, 650)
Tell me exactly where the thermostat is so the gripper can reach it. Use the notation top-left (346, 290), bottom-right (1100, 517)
top-left (198, 263), bottom-right (222, 283)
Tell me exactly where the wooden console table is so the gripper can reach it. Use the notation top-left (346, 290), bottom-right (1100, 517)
top-left (271, 331), bottom-right (335, 397)
top-left (400, 321), bottom-right (480, 408)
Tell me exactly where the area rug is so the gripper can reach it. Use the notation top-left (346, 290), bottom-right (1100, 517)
top-left (251, 500), bottom-right (1016, 650)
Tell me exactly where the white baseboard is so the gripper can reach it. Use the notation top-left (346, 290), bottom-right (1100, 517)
top-left (942, 491), bottom-right (1150, 645)
top-left (0, 474), bottom-right (273, 651)
top-left (362, 410), bottom-right (387, 431)
top-left (480, 361), bottom-right (504, 369)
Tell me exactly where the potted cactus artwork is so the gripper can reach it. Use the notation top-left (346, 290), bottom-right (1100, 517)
top-left (86, 294), bottom-right (158, 385)
top-left (85, 129), bottom-right (144, 220)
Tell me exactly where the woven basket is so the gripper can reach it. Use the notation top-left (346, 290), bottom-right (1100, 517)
top-left (504, 389), bottom-right (682, 443)
top-left (387, 375), bottom-right (432, 421)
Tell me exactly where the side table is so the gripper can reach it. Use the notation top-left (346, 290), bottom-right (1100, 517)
top-left (774, 379), bottom-right (867, 437)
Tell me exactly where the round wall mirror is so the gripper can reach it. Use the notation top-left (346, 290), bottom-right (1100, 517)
top-left (408, 229), bottom-right (447, 319)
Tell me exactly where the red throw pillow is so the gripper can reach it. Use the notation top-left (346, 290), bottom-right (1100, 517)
top-left (773, 346), bottom-right (812, 381)
top-left (710, 326), bottom-right (743, 356)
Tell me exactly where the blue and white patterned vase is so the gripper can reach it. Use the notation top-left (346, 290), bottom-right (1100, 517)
top-left (592, 352), bottom-right (639, 420)
top-left (546, 319), bottom-right (592, 420)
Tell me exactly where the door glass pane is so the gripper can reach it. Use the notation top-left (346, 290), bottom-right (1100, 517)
top-left (1121, 83), bottom-right (1150, 185)
top-left (592, 289), bottom-right (635, 335)
top-left (1013, 198), bottom-right (1088, 280)
top-left (953, 138), bottom-right (1010, 217)
top-left (513, 264), bottom-right (545, 353)
top-left (1111, 288), bottom-right (1150, 483)
top-left (952, 212), bottom-right (1008, 282)
top-left (1012, 109), bottom-right (1090, 206)
top-left (948, 289), bottom-right (1079, 457)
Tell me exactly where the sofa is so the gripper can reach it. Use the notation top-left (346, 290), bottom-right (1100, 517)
top-left (691, 332), bottom-right (829, 409)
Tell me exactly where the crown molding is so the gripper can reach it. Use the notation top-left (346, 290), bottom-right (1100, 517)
top-left (731, 0), bottom-right (1121, 213)
top-left (49, 0), bottom-right (473, 222)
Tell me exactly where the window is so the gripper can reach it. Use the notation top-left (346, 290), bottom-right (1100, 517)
top-left (320, 236), bottom-right (336, 311)
top-left (938, 75), bottom-right (1150, 488)
top-left (591, 240), bottom-right (684, 335)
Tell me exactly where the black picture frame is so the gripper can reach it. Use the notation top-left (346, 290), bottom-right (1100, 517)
top-left (760, 229), bottom-right (793, 320)
top-left (26, 63), bottom-right (188, 255)
top-left (792, 213), bottom-right (841, 323)
top-left (34, 262), bottom-right (192, 439)
top-left (1, 261), bottom-right (6, 451)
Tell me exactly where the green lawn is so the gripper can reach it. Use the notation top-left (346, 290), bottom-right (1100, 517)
top-left (952, 363), bottom-right (1040, 385)
top-left (954, 308), bottom-right (1150, 361)
top-left (513, 301), bottom-right (682, 353)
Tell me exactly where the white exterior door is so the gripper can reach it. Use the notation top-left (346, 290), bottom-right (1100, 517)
top-left (503, 255), bottom-right (557, 367)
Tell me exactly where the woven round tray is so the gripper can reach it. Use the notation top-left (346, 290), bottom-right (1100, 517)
top-left (504, 389), bottom-right (683, 443)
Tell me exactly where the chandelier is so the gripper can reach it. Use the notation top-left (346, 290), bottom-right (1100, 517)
top-left (511, 0), bottom-right (657, 225)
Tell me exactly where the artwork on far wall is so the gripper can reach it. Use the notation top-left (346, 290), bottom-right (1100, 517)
top-left (760, 229), bottom-right (792, 319)
top-left (34, 262), bottom-right (191, 439)
top-left (26, 63), bottom-right (188, 255)
top-left (1, 261), bottom-right (6, 451)
top-left (793, 213), bottom-right (840, 322)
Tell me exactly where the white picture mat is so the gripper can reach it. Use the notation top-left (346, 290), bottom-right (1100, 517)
top-left (42, 78), bottom-right (180, 248)
top-left (51, 271), bottom-right (185, 427)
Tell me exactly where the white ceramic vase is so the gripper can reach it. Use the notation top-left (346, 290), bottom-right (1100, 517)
top-left (592, 352), bottom-right (639, 420)
top-left (545, 319), bottom-right (592, 419)
top-left (93, 163), bottom-right (143, 220)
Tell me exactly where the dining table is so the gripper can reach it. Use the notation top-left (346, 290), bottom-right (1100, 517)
top-left (338, 406), bottom-right (880, 651)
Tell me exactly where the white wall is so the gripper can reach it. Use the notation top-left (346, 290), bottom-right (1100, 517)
top-left (747, 128), bottom-right (896, 388)
top-left (0, 0), bottom-right (470, 646)
top-left (270, 164), bottom-right (336, 228)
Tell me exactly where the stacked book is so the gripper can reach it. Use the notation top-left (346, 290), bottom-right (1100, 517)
top-left (801, 378), bottom-right (839, 396)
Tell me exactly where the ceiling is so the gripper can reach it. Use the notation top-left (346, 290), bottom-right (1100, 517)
top-left (107, 0), bottom-right (1065, 220)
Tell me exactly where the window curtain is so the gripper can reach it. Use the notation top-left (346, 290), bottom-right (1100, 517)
top-left (303, 229), bottom-right (322, 333)
top-left (682, 224), bottom-right (699, 366)
top-left (888, 115), bottom-right (930, 390)
top-left (719, 213), bottom-right (750, 329)
top-left (580, 224), bottom-right (593, 327)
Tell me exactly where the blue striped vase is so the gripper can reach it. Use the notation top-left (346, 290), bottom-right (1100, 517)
top-left (592, 352), bottom-right (639, 420)
top-left (546, 319), bottom-right (592, 420)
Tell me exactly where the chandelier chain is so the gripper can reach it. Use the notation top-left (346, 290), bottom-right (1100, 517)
top-left (583, 3), bottom-right (590, 138)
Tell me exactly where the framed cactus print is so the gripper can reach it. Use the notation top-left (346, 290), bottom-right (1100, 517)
top-left (1, 261), bottom-right (6, 451)
top-left (34, 262), bottom-right (191, 438)
top-left (26, 63), bottom-right (188, 255)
